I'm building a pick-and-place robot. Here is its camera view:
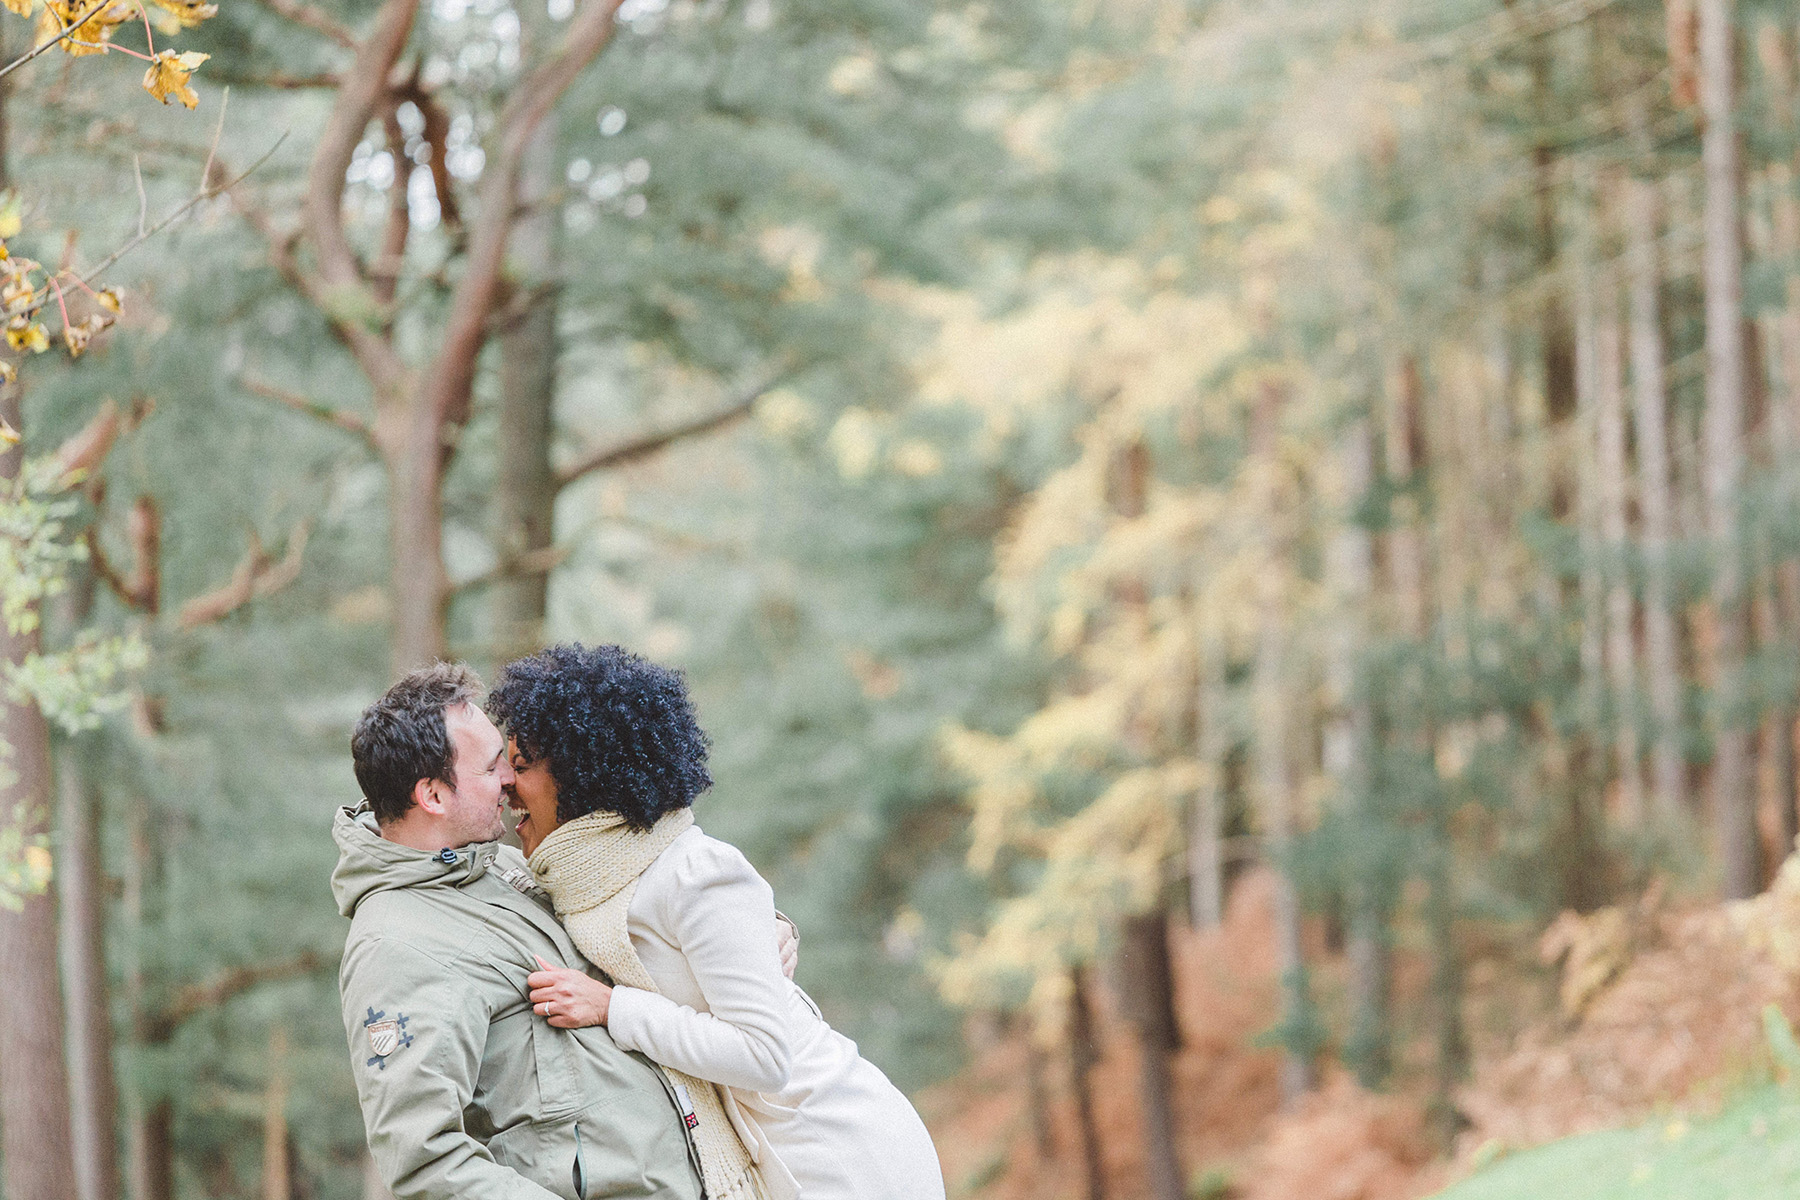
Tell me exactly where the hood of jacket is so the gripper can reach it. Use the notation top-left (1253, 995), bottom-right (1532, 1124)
top-left (330, 803), bottom-right (504, 919)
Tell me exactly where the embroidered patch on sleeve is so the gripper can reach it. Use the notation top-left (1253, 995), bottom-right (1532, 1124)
top-left (363, 1007), bottom-right (413, 1070)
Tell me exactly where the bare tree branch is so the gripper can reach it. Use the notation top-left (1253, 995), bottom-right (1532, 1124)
top-left (240, 375), bottom-right (377, 451)
top-left (247, 0), bottom-right (356, 49)
top-left (555, 374), bottom-right (780, 490)
top-left (78, 136), bottom-right (288, 291)
top-left (300, 0), bottom-right (418, 402)
top-left (177, 521), bottom-right (311, 629)
top-left (0, 0), bottom-right (112, 83)
top-left (417, 0), bottom-right (625, 439)
top-left (145, 952), bottom-right (326, 1042)
top-left (450, 543), bottom-right (569, 596)
top-left (207, 68), bottom-right (342, 90)
top-left (51, 399), bottom-right (121, 489)
top-left (392, 77), bottom-right (461, 228)
top-left (370, 100), bottom-right (411, 307)
top-left (84, 495), bottom-right (160, 613)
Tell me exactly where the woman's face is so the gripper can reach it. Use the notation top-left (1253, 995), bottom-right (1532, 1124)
top-left (506, 738), bottom-right (561, 857)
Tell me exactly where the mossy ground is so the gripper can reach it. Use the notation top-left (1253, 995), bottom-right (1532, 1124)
top-left (1434, 1086), bottom-right (1800, 1200)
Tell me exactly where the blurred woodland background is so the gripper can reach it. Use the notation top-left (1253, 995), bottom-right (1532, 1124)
top-left (8, 0), bottom-right (1800, 1198)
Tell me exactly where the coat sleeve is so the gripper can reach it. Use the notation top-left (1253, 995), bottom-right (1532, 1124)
top-left (342, 936), bottom-right (560, 1200)
top-left (605, 839), bottom-right (795, 1094)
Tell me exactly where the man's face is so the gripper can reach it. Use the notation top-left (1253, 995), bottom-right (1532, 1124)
top-left (437, 703), bottom-right (515, 846)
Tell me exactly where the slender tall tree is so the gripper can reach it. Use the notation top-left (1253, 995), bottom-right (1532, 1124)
top-left (1250, 376), bottom-right (1316, 1104)
top-left (1698, 0), bottom-right (1758, 897)
top-left (1623, 125), bottom-right (1688, 823)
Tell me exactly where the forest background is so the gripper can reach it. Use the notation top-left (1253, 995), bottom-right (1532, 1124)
top-left (4, 0), bottom-right (1800, 1197)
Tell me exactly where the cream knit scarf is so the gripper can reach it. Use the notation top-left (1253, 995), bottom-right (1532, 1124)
top-left (529, 809), bottom-right (764, 1200)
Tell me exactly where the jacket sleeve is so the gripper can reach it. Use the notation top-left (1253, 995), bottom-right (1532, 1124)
top-left (342, 936), bottom-right (560, 1200)
top-left (605, 839), bottom-right (795, 1093)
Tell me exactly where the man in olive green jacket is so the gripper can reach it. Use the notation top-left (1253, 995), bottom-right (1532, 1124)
top-left (335, 664), bottom-right (709, 1200)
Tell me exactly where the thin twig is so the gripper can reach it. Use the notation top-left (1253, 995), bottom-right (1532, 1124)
top-left (246, 0), bottom-right (356, 49)
top-left (130, 0), bottom-right (157, 57)
top-left (200, 86), bottom-right (230, 195)
top-left (79, 133), bottom-right (287, 287)
top-left (0, 0), bottom-right (112, 83)
top-left (133, 155), bottom-right (148, 238)
top-left (11, 133), bottom-right (287, 328)
top-left (554, 369), bottom-right (788, 490)
top-left (239, 374), bottom-right (377, 450)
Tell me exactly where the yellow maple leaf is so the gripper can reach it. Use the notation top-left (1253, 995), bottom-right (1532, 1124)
top-left (142, 48), bottom-right (208, 108)
top-left (6, 318), bottom-right (49, 354)
top-left (148, 0), bottom-right (214, 27)
top-left (40, 0), bottom-right (127, 55)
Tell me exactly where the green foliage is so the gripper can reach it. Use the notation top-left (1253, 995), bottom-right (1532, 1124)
top-left (0, 463), bottom-right (85, 637)
top-left (0, 797), bottom-right (52, 912)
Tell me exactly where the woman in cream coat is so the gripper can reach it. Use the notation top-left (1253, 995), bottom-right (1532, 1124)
top-left (487, 643), bottom-right (945, 1200)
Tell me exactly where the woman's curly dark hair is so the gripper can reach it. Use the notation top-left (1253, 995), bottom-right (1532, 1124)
top-left (485, 643), bottom-right (713, 830)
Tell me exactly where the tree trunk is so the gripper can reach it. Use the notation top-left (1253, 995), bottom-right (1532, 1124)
top-left (1188, 640), bottom-right (1226, 930)
top-left (1757, 22), bottom-right (1800, 860)
top-left (124, 789), bottom-right (172, 1200)
top-left (1067, 965), bottom-right (1106, 1200)
top-left (1250, 378), bottom-right (1315, 1105)
top-left (263, 1028), bottom-right (290, 1200)
top-left (1423, 796), bottom-right (1469, 1147)
top-left (1595, 268), bottom-right (1647, 824)
top-left (493, 124), bottom-right (560, 666)
top-left (1754, 568), bottom-right (1798, 864)
top-left (0, 391), bottom-right (81, 1200)
top-left (387, 434), bottom-right (448, 675)
top-left (1024, 1038), bottom-right (1055, 1163)
top-left (1624, 155), bottom-right (1689, 823)
top-left (58, 748), bottom-right (120, 1200)
top-left (1700, 0), bottom-right (1758, 897)
top-left (1328, 408), bottom-right (1388, 1087)
top-left (1521, 12), bottom-right (1576, 441)
top-left (1384, 358), bottom-right (1468, 1128)
top-left (1116, 912), bottom-right (1182, 1200)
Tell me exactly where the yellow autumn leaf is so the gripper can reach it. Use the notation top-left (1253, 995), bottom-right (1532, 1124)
top-left (42, 0), bottom-right (128, 55)
top-left (6, 318), bottom-right (49, 354)
top-left (64, 312), bottom-right (111, 357)
top-left (142, 48), bottom-right (208, 108)
top-left (148, 0), bottom-right (215, 27)
top-left (2, 275), bottom-right (35, 311)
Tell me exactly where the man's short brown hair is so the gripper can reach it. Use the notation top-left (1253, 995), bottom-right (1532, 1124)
top-left (351, 663), bottom-right (482, 824)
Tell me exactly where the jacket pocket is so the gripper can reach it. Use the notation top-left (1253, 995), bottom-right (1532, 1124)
top-left (488, 1101), bottom-right (699, 1200)
top-left (486, 1111), bottom-right (588, 1200)
top-left (529, 1014), bottom-right (583, 1118)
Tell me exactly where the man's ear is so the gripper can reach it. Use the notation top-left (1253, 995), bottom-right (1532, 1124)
top-left (412, 777), bottom-right (446, 817)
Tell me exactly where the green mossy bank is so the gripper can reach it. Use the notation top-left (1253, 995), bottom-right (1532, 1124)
top-left (1435, 1088), bottom-right (1800, 1200)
